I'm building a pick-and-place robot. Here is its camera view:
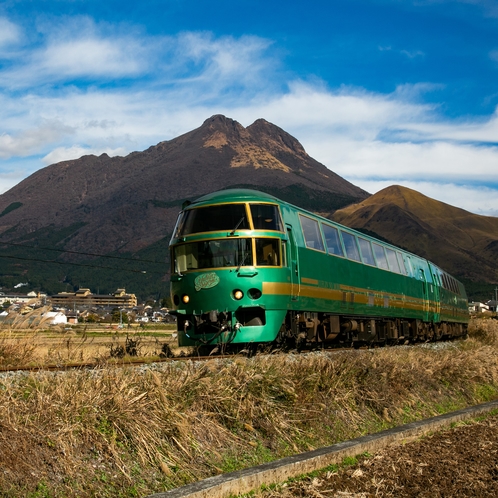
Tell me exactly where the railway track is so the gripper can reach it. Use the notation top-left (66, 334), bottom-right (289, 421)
top-left (0, 338), bottom-right (459, 375)
top-left (0, 345), bottom-right (360, 374)
top-left (0, 354), bottom-right (233, 374)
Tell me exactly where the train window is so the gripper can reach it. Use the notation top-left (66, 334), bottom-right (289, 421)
top-left (397, 252), bottom-right (408, 275)
top-left (385, 248), bottom-right (401, 273)
top-left (250, 204), bottom-right (284, 231)
top-left (449, 276), bottom-right (454, 292)
top-left (438, 272), bottom-right (444, 288)
top-left (341, 231), bottom-right (361, 262)
top-left (173, 238), bottom-right (253, 272)
top-left (322, 224), bottom-right (344, 257)
top-left (255, 238), bottom-right (280, 266)
top-left (358, 237), bottom-right (376, 266)
top-left (281, 240), bottom-right (288, 266)
top-left (175, 204), bottom-right (250, 237)
top-left (405, 256), bottom-right (414, 276)
top-left (443, 273), bottom-right (455, 292)
top-left (372, 243), bottom-right (389, 270)
top-left (299, 215), bottom-right (325, 252)
top-left (451, 277), bottom-right (458, 294)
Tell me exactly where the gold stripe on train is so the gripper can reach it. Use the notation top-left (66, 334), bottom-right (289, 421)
top-left (262, 282), bottom-right (439, 314)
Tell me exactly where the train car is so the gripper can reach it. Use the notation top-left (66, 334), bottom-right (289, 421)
top-left (169, 189), bottom-right (469, 352)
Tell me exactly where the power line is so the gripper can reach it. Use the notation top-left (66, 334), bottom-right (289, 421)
top-left (0, 240), bottom-right (167, 265)
top-left (0, 253), bottom-right (166, 274)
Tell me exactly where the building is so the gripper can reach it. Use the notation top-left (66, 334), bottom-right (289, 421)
top-left (43, 311), bottom-right (68, 325)
top-left (0, 291), bottom-right (47, 306)
top-left (50, 288), bottom-right (138, 309)
top-left (469, 302), bottom-right (490, 314)
top-left (486, 300), bottom-right (497, 313)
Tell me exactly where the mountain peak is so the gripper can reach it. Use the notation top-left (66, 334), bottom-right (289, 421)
top-left (201, 114), bottom-right (250, 150)
top-left (363, 185), bottom-right (471, 219)
top-left (0, 114), bottom-right (367, 254)
top-left (202, 114), bottom-right (235, 125)
top-left (247, 118), bottom-right (307, 156)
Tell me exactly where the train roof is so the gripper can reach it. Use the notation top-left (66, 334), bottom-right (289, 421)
top-left (179, 188), bottom-right (465, 287)
top-left (190, 189), bottom-right (279, 207)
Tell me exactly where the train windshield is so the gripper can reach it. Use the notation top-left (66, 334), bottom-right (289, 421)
top-left (173, 238), bottom-right (253, 272)
top-left (174, 204), bottom-right (249, 237)
top-left (250, 204), bottom-right (284, 231)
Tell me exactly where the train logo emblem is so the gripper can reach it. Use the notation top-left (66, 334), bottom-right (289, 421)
top-left (194, 272), bottom-right (220, 291)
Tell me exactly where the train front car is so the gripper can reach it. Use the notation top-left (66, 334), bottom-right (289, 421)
top-left (169, 190), bottom-right (289, 352)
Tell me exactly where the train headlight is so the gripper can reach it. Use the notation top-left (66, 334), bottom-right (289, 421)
top-left (182, 294), bottom-right (190, 304)
top-left (233, 289), bottom-right (244, 300)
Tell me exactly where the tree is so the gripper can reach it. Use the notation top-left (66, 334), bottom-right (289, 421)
top-left (111, 309), bottom-right (128, 324)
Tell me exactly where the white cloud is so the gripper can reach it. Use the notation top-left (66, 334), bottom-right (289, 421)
top-left (301, 137), bottom-right (498, 184)
top-left (0, 17), bottom-right (21, 48)
top-left (400, 49), bottom-right (425, 58)
top-left (42, 145), bottom-right (128, 165)
top-left (0, 17), bottom-right (160, 87)
top-left (377, 45), bottom-right (425, 59)
top-left (0, 120), bottom-right (74, 159)
top-left (177, 32), bottom-right (274, 84)
top-left (39, 38), bottom-right (145, 78)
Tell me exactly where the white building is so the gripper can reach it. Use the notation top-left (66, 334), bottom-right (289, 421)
top-left (42, 311), bottom-right (68, 325)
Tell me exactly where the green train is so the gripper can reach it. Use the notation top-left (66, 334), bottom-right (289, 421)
top-left (169, 189), bottom-right (469, 352)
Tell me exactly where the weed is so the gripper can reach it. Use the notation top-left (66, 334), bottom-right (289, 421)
top-left (342, 455), bottom-right (358, 466)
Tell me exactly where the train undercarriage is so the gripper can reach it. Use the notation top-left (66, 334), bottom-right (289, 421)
top-left (278, 311), bottom-right (468, 351)
top-left (178, 308), bottom-right (468, 356)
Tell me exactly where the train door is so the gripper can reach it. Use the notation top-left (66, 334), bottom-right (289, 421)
top-left (428, 264), bottom-right (441, 322)
top-left (286, 224), bottom-right (300, 300)
top-left (419, 268), bottom-right (430, 321)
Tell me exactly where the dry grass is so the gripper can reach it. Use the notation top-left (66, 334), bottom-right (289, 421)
top-left (0, 318), bottom-right (497, 496)
top-left (0, 307), bottom-right (176, 369)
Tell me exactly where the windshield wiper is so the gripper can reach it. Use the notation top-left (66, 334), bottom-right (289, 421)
top-left (236, 250), bottom-right (248, 272)
top-left (229, 216), bottom-right (245, 236)
top-left (175, 260), bottom-right (183, 277)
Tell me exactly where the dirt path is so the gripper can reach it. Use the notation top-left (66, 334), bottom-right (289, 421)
top-left (260, 414), bottom-right (498, 497)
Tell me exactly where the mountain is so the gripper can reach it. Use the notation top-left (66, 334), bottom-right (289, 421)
top-left (331, 185), bottom-right (498, 296)
top-left (0, 115), bottom-right (369, 299)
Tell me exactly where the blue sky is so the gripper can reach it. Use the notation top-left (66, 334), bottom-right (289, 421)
top-left (1, 0), bottom-right (498, 215)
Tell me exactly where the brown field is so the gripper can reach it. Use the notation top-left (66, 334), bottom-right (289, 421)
top-left (255, 412), bottom-right (498, 497)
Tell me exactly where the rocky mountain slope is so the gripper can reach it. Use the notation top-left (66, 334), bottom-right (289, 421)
top-left (0, 115), bottom-right (368, 256)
